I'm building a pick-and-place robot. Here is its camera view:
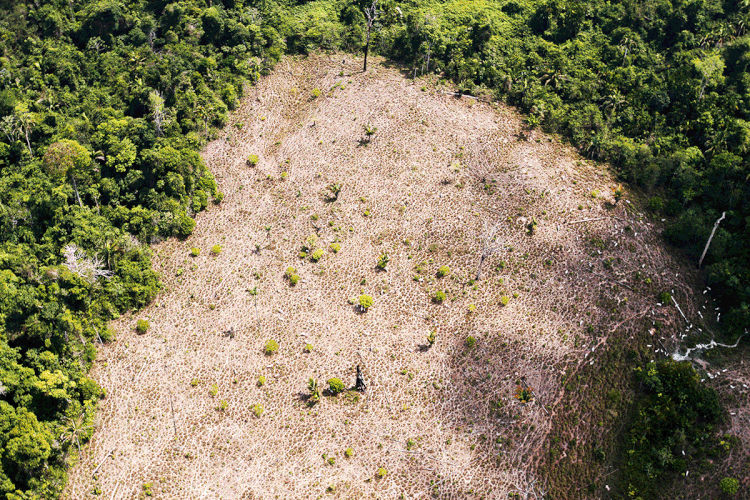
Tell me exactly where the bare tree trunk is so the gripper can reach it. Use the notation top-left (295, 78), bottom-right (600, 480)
top-left (476, 254), bottom-right (486, 281)
top-left (363, 0), bottom-right (377, 72)
top-left (698, 211), bottom-right (726, 268)
top-left (71, 175), bottom-right (83, 208)
top-left (363, 27), bottom-right (371, 72)
top-left (23, 127), bottom-right (33, 157)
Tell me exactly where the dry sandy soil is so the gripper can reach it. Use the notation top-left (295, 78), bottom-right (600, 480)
top-left (62, 55), bottom-right (730, 499)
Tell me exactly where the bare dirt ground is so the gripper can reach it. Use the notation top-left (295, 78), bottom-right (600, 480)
top-left (63, 55), bottom-right (726, 499)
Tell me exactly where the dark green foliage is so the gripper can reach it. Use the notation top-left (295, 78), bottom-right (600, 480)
top-left (621, 361), bottom-right (723, 498)
top-left (0, 0), bottom-right (286, 494)
top-left (2, 0), bottom-right (748, 495)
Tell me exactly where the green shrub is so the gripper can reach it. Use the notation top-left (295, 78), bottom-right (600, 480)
top-left (290, 274), bottom-right (300, 285)
top-left (720, 477), bottom-right (739, 496)
top-left (285, 266), bottom-right (296, 277)
top-left (376, 467), bottom-right (387, 479)
top-left (257, 376), bottom-right (266, 387)
top-left (622, 360), bottom-right (722, 497)
top-left (136, 319), bottom-right (149, 334)
top-left (427, 330), bottom-right (436, 345)
top-left (311, 88), bottom-right (321, 98)
top-left (345, 447), bottom-right (353, 457)
top-left (247, 154), bottom-right (259, 166)
top-left (327, 378), bottom-right (345, 394)
top-left (432, 290), bottom-right (446, 303)
top-left (500, 296), bottom-right (510, 306)
top-left (218, 400), bottom-right (228, 411)
top-left (330, 243), bottom-right (341, 253)
top-left (211, 244), bottom-right (222, 255)
top-left (465, 336), bottom-right (476, 348)
top-left (376, 252), bottom-right (389, 270)
top-left (311, 248), bottom-right (324, 262)
top-left (658, 291), bottom-right (671, 303)
top-left (437, 265), bottom-right (450, 277)
top-left (252, 404), bottom-right (264, 417)
top-left (209, 384), bottom-right (219, 397)
top-left (308, 378), bottom-right (321, 404)
top-left (359, 294), bottom-right (373, 310)
top-left (648, 196), bottom-right (664, 212)
top-left (264, 339), bottom-right (279, 355)
top-left (304, 343), bottom-right (314, 353)
top-left (190, 247), bottom-right (200, 257)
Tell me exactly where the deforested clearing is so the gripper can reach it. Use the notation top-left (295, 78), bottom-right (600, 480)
top-left (64, 55), bottom-right (707, 499)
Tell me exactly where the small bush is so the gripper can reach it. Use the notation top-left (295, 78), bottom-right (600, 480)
top-left (190, 247), bottom-right (200, 257)
top-left (658, 291), bottom-right (672, 303)
top-left (218, 400), bottom-right (228, 411)
top-left (311, 248), bottom-right (324, 262)
top-left (257, 376), bottom-right (266, 387)
top-left (437, 265), bottom-right (450, 277)
top-left (190, 379), bottom-right (200, 387)
top-left (308, 378), bottom-right (321, 404)
top-left (327, 378), bottom-right (345, 394)
top-left (290, 274), bottom-right (300, 285)
top-left (648, 196), bottom-right (664, 212)
top-left (515, 385), bottom-right (534, 403)
top-left (247, 154), bottom-right (259, 166)
top-left (376, 467), bottom-right (387, 479)
top-left (345, 447), bottom-right (353, 458)
top-left (209, 384), bottom-right (219, 397)
top-left (330, 243), bottom-right (341, 253)
top-left (285, 266), bottom-right (296, 277)
top-left (304, 343), bottom-right (313, 353)
top-left (252, 404), bottom-right (264, 417)
top-left (136, 319), bottom-right (149, 334)
top-left (359, 294), bottom-right (373, 310)
top-left (720, 477), bottom-right (739, 496)
top-left (311, 88), bottom-right (321, 98)
top-left (500, 295), bottom-right (510, 306)
top-left (376, 252), bottom-right (389, 270)
top-left (466, 336), bottom-right (476, 348)
top-left (432, 290), bottom-right (446, 303)
top-left (264, 339), bottom-right (279, 355)
top-left (211, 244), bottom-right (222, 255)
top-left (427, 330), bottom-right (436, 345)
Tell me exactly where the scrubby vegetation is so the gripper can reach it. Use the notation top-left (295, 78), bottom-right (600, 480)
top-left (622, 360), bottom-right (723, 498)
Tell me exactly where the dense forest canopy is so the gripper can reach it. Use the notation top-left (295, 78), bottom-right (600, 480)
top-left (0, 0), bottom-right (747, 497)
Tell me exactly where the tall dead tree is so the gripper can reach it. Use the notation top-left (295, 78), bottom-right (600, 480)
top-left (363, 0), bottom-right (378, 72)
top-left (476, 222), bottom-right (503, 280)
top-left (698, 211), bottom-right (726, 268)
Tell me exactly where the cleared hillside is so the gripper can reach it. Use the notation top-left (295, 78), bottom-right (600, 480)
top-left (63, 55), bottom-right (711, 499)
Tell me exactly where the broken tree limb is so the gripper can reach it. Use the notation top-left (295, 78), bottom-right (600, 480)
top-left (566, 217), bottom-right (608, 224)
top-left (670, 295), bottom-right (689, 324)
top-left (698, 211), bottom-right (726, 268)
top-left (92, 448), bottom-right (115, 477)
top-left (169, 392), bottom-right (177, 437)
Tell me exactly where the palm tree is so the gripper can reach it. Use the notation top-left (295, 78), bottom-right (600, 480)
top-left (59, 409), bottom-right (93, 455)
